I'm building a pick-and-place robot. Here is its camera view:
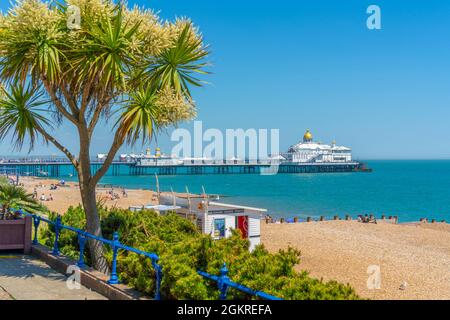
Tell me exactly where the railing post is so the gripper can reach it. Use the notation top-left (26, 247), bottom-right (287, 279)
top-left (218, 263), bottom-right (230, 300)
top-left (52, 215), bottom-right (62, 256)
top-left (108, 232), bottom-right (120, 284)
top-left (77, 233), bottom-right (87, 268)
top-left (32, 215), bottom-right (41, 245)
top-left (153, 260), bottom-right (162, 300)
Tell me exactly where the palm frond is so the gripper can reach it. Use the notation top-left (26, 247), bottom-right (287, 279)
top-left (0, 183), bottom-right (46, 217)
top-left (0, 83), bottom-right (52, 151)
top-left (68, 5), bottom-right (141, 100)
top-left (115, 84), bottom-right (161, 145)
top-left (142, 24), bottom-right (210, 97)
top-left (0, 2), bottom-right (65, 86)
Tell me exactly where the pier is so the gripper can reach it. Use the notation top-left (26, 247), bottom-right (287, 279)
top-left (0, 161), bottom-right (363, 178)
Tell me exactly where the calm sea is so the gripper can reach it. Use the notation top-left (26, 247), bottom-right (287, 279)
top-left (87, 160), bottom-right (450, 222)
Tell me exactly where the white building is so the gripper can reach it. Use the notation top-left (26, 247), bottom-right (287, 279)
top-left (158, 194), bottom-right (265, 251)
top-left (283, 129), bottom-right (352, 163)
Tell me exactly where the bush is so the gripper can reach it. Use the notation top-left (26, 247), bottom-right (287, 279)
top-left (0, 176), bottom-right (9, 185)
top-left (40, 206), bottom-right (359, 300)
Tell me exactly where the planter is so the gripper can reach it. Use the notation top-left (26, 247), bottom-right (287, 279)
top-left (0, 215), bottom-right (32, 254)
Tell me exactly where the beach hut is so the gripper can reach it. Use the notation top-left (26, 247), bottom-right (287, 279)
top-left (159, 193), bottom-right (265, 251)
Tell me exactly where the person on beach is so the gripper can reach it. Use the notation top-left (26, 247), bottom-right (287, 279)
top-left (357, 215), bottom-right (371, 223)
top-left (358, 214), bottom-right (377, 224)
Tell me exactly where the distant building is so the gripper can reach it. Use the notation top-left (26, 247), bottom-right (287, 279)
top-left (97, 154), bottom-right (107, 162)
top-left (282, 129), bottom-right (352, 163)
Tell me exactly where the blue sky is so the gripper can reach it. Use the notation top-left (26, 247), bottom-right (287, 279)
top-left (1, 0), bottom-right (450, 159)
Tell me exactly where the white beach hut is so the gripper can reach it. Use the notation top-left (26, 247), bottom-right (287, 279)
top-left (158, 193), bottom-right (265, 251)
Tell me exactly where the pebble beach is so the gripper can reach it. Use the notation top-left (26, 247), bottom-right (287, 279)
top-left (261, 220), bottom-right (450, 300)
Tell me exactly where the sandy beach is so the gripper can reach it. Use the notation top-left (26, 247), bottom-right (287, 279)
top-left (20, 177), bottom-right (158, 213)
top-left (19, 176), bottom-right (450, 300)
top-left (261, 220), bottom-right (450, 300)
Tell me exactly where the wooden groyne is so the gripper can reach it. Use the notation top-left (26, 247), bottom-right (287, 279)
top-left (265, 214), bottom-right (447, 225)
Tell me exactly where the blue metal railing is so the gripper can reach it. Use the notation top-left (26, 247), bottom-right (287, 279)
top-left (198, 263), bottom-right (282, 300)
top-left (18, 209), bottom-right (162, 299)
top-left (15, 209), bottom-right (282, 300)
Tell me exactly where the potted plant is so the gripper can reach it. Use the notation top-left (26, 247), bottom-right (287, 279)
top-left (0, 183), bottom-right (45, 253)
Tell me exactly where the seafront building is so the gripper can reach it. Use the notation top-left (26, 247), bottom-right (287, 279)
top-left (283, 130), bottom-right (352, 163)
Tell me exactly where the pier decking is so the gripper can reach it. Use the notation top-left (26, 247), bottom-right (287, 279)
top-left (0, 161), bottom-right (362, 178)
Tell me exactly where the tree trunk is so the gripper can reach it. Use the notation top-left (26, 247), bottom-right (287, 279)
top-left (79, 180), bottom-right (110, 273)
top-left (77, 125), bottom-right (110, 273)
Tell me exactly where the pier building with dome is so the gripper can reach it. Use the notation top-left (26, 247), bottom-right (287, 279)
top-left (283, 130), bottom-right (353, 164)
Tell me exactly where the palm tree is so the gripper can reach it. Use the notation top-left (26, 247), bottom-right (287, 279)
top-left (0, 1), bottom-right (209, 271)
top-left (0, 184), bottom-right (44, 220)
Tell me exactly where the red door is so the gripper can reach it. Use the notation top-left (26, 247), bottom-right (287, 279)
top-left (237, 216), bottom-right (248, 238)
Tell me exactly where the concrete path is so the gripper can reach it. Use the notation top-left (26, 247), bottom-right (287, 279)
top-left (0, 254), bottom-right (107, 300)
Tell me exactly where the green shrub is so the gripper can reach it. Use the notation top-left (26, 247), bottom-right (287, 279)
top-left (0, 176), bottom-right (9, 185)
top-left (40, 206), bottom-right (359, 300)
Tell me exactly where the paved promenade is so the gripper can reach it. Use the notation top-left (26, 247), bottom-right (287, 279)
top-left (0, 254), bottom-right (106, 300)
